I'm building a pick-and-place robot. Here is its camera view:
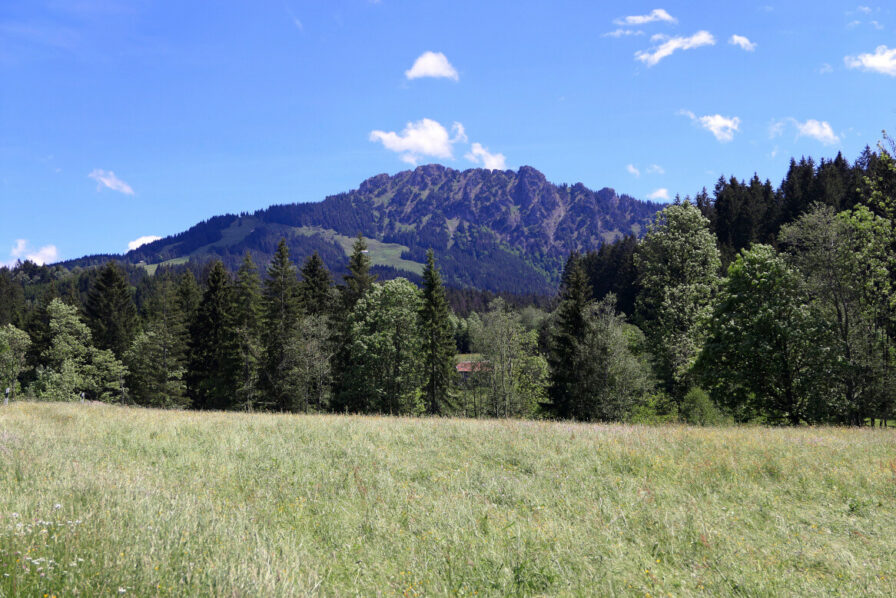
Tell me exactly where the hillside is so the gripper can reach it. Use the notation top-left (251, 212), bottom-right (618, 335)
top-left (61, 165), bottom-right (661, 294)
top-left (2, 402), bottom-right (895, 596)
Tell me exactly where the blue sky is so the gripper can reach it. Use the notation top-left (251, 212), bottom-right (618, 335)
top-left (1, 1), bottom-right (894, 265)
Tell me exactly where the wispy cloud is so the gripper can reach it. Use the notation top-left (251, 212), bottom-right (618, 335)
top-left (794, 119), bottom-right (840, 144)
top-left (818, 62), bottom-right (833, 74)
top-left (614, 9), bottom-right (677, 26)
top-left (603, 28), bottom-right (645, 38)
top-left (635, 31), bottom-right (715, 66)
top-left (647, 188), bottom-right (670, 200)
top-left (647, 164), bottom-right (665, 175)
top-left (370, 118), bottom-right (467, 165)
top-left (3, 239), bottom-right (58, 267)
top-left (680, 110), bottom-right (741, 142)
top-left (729, 34), bottom-right (757, 51)
top-left (405, 51), bottom-right (459, 81)
top-left (465, 143), bottom-right (506, 170)
top-left (845, 45), bottom-right (896, 76)
top-left (128, 235), bottom-right (162, 251)
top-left (857, 5), bottom-right (872, 14)
top-left (627, 164), bottom-right (640, 177)
top-left (88, 169), bottom-right (134, 195)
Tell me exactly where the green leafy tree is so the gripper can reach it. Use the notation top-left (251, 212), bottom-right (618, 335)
top-left (344, 279), bottom-right (423, 415)
top-left (187, 261), bottom-right (239, 410)
top-left (780, 204), bottom-right (894, 424)
top-left (470, 299), bottom-right (548, 419)
top-left (85, 262), bottom-right (138, 358)
top-left (0, 324), bottom-right (31, 401)
top-left (573, 296), bottom-right (653, 421)
top-left (33, 299), bottom-right (127, 402)
top-left (697, 244), bottom-right (823, 424)
top-left (281, 314), bottom-right (334, 412)
top-left (418, 250), bottom-right (455, 415)
top-left (634, 201), bottom-right (721, 400)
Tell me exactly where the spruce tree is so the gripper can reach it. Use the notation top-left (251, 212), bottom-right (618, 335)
top-left (418, 250), bottom-right (455, 415)
top-left (233, 253), bottom-right (263, 410)
top-left (546, 253), bottom-right (591, 419)
top-left (85, 262), bottom-right (137, 359)
top-left (342, 233), bottom-right (377, 310)
top-left (187, 261), bottom-right (238, 410)
top-left (261, 239), bottom-right (301, 411)
top-left (299, 252), bottom-right (334, 316)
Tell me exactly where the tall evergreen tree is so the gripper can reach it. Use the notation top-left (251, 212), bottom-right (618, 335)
top-left (299, 252), bottom-right (334, 316)
top-left (342, 233), bottom-right (377, 310)
top-left (187, 261), bottom-right (238, 410)
top-left (546, 253), bottom-right (591, 419)
top-left (261, 239), bottom-right (302, 411)
top-left (233, 253), bottom-right (263, 410)
top-left (85, 262), bottom-right (137, 359)
top-left (418, 250), bottom-right (455, 415)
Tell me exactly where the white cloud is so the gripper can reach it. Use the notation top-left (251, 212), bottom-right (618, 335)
top-left (614, 9), bottom-right (677, 26)
top-left (647, 164), bottom-right (665, 174)
top-left (626, 164), bottom-right (640, 177)
top-left (818, 62), bottom-right (833, 74)
top-left (647, 188), bottom-right (670, 200)
top-left (370, 118), bottom-right (467, 165)
top-left (603, 28), bottom-right (644, 38)
top-left (465, 143), bottom-right (507, 170)
top-left (4, 238), bottom-right (58, 267)
top-left (405, 51), bottom-right (459, 81)
top-left (128, 235), bottom-right (162, 251)
top-left (858, 5), bottom-right (872, 14)
top-left (729, 34), bottom-right (757, 51)
top-left (794, 119), bottom-right (840, 145)
top-left (769, 119), bottom-right (786, 138)
top-left (681, 110), bottom-right (741, 142)
top-left (845, 45), bottom-right (896, 76)
top-left (88, 169), bottom-right (134, 195)
top-left (635, 31), bottom-right (715, 66)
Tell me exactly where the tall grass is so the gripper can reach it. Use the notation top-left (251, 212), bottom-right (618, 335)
top-left (1, 402), bottom-right (895, 596)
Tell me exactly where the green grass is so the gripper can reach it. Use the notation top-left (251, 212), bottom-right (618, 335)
top-left (295, 226), bottom-right (424, 275)
top-left (2, 402), bottom-right (895, 596)
top-left (139, 257), bottom-right (188, 276)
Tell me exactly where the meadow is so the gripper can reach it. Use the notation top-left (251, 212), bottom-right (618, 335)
top-left (1, 402), bottom-right (895, 597)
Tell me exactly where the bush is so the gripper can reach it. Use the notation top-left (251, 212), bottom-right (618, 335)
top-left (679, 387), bottom-right (727, 426)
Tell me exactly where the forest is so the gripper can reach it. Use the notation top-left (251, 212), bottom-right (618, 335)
top-left (1, 140), bottom-right (894, 426)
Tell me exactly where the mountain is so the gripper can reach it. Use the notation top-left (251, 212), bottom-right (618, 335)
top-left (62, 165), bottom-right (662, 295)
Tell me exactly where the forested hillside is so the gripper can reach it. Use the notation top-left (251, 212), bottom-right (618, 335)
top-left (2, 140), bottom-right (895, 426)
top-left (60, 165), bottom-right (661, 295)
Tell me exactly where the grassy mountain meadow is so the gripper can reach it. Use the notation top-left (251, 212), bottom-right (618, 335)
top-left (61, 165), bottom-right (661, 295)
top-left (2, 402), bottom-right (895, 597)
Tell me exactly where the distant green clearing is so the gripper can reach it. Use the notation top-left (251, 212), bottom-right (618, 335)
top-left (296, 226), bottom-right (424, 275)
top-left (2, 402), bottom-right (895, 596)
top-left (139, 256), bottom-right (188, 276)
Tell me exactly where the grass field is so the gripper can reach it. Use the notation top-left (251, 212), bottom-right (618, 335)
top-left (1, 402), bottom-right (895, 597)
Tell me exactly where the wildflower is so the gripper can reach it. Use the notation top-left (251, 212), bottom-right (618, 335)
top-left (53, 504), bottom-right (61, 510)
top-left (119, 588), bottom-right (127, 594)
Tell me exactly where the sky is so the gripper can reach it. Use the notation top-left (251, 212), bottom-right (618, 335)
top-left (1, 1), bottom-right (894, 265)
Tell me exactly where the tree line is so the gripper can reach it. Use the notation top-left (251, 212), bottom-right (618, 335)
top-left (1, 140), bottom-right (894, 424)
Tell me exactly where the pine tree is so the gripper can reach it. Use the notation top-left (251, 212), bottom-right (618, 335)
top-left (342, 233), bottom-right (377, 310)
top-left (546, 253), bottom-right (592, 419)
top-left (85, 262), bottom-right (137, 359)
top-left (233, 253), bottom-right (263, 410)
top-left (261, 239), bottom-right (301, 411)
top-left (299, 252), bottom-right (334, 317)
top-left (187, 261), bottom-right (238, 410)
top-left (418, 250), bottom-right (455, 415)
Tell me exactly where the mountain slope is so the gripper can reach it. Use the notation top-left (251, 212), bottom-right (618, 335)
top-left (64, 165), bottom-right (662, 294)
